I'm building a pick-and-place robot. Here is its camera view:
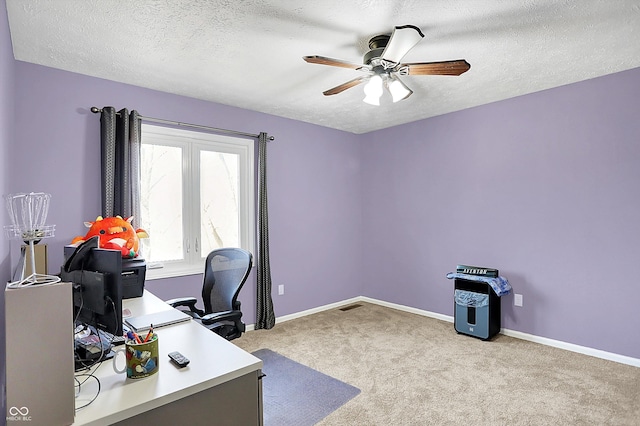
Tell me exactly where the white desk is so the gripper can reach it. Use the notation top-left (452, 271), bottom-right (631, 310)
top-left (73, 292), bottom-right (263, 426)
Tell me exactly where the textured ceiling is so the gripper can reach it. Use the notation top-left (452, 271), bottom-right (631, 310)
top-left (6, 0), bottom-right (640, 134)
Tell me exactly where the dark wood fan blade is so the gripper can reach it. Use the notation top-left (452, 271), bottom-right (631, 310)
top-left (323, 76), bottom-right (369, 96)
top-left (402, 60), bottom-right (471, 76)
top-left (303, 55), bottom-right (371, 71)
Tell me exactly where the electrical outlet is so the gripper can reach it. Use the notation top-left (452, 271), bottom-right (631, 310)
top-left (278, 284), bottom-right (284, 295)
top-left (514, 293), bottom-right (523, 307)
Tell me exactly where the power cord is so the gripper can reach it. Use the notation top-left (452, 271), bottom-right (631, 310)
top-left (72, 278), bottom-right (124, 410)
top-left (74, 367), bottom-right (101, 410)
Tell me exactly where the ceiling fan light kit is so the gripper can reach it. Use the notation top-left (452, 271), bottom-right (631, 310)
top-left (387, 74), bottom-right (413, 103)
top-left (363, 75), bottom-right (384, 105)
top-left (303, 24), bottom-right (470, 106)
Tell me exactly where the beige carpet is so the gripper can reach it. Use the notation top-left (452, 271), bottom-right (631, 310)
top-left (234, 302), bottom-right (640, 425)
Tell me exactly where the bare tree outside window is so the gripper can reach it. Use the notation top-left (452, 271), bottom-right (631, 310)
top-left (200, 151), bottom-right (240, 254)
top-left (140, 144), bottom-right (184, 262)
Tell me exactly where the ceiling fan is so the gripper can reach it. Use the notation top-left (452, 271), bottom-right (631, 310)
top-left (303, 25), bottom-right (470, 105)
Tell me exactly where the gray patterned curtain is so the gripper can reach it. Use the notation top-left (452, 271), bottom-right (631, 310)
top-left (100, 107), bottom-right (141, 226)
top-left (256, 132), bottom-right (276, 329)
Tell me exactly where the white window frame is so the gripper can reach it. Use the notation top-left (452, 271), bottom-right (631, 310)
top-left (141, 123), bottom-right (255, 279)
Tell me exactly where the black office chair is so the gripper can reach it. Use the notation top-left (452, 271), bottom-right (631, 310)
top-left (166, 248), bottom-right (253, 341)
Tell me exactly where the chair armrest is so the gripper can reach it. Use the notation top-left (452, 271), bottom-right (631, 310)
top-left (165, 297), bottom-right (205, 317)
top-left (200, 310), bottom-right (242, 326)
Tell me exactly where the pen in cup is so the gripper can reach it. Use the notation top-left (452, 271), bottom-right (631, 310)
top-left (143, 325), bottom-right (154, 343)
top-left (126, 330), bottom-right (143, 344)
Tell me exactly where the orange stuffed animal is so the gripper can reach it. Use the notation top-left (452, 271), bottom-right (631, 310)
top-left (71, 216), bottom-right (149, 258)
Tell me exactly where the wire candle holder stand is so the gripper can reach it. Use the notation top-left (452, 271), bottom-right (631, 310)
top-left (4, 192), bottom-right (60, 288)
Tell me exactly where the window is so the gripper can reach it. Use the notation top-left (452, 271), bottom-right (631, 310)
top-left (140, 124), bottom-right (254, 279)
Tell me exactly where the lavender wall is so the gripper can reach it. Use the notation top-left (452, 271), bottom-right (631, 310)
top-left (8, 62), bottom-right (363, 325)
top-left (1, 0), bottom-right (14, 421)
top-left (362, 67), bottom-right (640, 359)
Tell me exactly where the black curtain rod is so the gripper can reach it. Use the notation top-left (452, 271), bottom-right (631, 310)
top-left (90, 107), bottom-right (274, 141)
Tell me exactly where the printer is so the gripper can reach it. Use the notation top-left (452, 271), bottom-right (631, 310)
top-left (63, 244), bottom-right (146, 299)
top-left (120, 257), bottom-right (146, 298)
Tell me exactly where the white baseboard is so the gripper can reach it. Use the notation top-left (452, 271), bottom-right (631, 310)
top-left (246, 296), bottom-right (640, 368)
top-left (244, 297), bottom-right (363, 332)
top-left (358, 296), bottom-right (455, 323)
top-left (499, 328), bottom-right (640, 368)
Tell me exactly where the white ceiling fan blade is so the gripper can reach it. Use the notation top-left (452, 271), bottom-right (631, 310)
top-left (381, 25), bottom-right (425, 64)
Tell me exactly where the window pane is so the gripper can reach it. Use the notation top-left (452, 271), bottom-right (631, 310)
top-left (140, 144), bottom-right (184, 262)
top-left (200, 150), bottom-right (240, 255)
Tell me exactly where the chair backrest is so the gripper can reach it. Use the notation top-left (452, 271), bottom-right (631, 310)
top-left (202, 248), bottom-right (253, 315)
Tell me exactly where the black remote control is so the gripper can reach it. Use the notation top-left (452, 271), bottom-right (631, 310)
top-left (168, 351), bottom-right (190, 368)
